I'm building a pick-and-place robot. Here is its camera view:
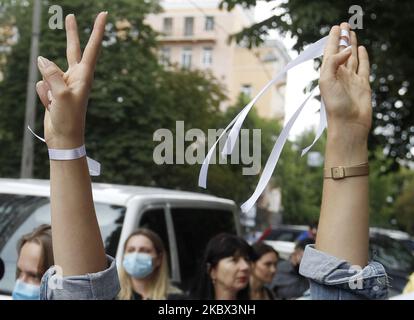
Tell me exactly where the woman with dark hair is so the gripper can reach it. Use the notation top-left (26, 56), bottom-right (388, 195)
top-left (249, 242), bottom-right (278, 300)
top-left (190, 233), bottom-right (254, 300)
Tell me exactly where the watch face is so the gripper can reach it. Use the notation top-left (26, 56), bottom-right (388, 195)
top-left (332, 167), bottom-right (345, 179)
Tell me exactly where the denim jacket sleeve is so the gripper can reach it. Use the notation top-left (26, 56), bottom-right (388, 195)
top-left (299, 245), bottom-right (389, 300)
top-left (40, 255), bottom-right (120, 300)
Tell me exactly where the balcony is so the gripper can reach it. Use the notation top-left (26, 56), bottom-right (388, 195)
top-left (157, 32), bottom-right (217, 44)
top-left (158, 30), bottom-right (219, 44)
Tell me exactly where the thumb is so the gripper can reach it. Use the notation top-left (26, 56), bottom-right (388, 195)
top-left (36, 80), bottom-right (51, 111)
top-left (37, 56), bottom-right (67, 95)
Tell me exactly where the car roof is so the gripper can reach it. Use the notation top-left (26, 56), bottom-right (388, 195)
top-left (369, 227), bottom-right (413, 240)
top-left (0, 178), bottom-right (235, 207)
top-left (270, 225), bottom-right (308, 231)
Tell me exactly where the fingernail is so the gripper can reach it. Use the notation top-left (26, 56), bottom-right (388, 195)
top-left (38, 56), bottom-right (50, 68)
top-left (47, 90), bottom-right (53, 101)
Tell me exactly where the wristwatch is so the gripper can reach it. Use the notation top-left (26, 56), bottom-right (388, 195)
top-left (324, 162), bottom-right (369, 180)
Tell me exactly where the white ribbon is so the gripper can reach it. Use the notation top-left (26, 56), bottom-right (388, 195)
top-left (339, 39), bottom-right (349, 47)
top-left (28, 126), bottom-right (101, 176)
top-left (340, 29), bottom-right (350, 39)
top-left (198, 36), bottom-right (331, 212)
top-left (241, 89), bottom-right (318, 212)
top-left (301, 97), bottom-right (327, 157)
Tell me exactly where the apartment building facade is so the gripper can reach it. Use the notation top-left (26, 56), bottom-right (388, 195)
top-left (146, 0), bottom-right (290, 120)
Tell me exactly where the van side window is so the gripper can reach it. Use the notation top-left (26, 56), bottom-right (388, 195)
top-left (139, 209), bottom-right (171, 272)
top-left (0, 194), bottom-right (50, 295)
top-left (170, 208), bottom-right (236, 292)
top-left (95, 203), bottom-right (126, 258)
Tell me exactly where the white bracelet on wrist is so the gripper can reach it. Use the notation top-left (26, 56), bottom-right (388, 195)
top-left (48, 145), bottom-right (86, 160)
top-left (28, 126), bottom-right (101, 176)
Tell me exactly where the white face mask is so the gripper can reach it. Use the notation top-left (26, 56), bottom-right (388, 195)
top-left (122, 252), bottom-right (154, 279)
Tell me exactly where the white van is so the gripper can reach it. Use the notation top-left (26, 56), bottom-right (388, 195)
top-left (0, 178), bottom-right (240, 299)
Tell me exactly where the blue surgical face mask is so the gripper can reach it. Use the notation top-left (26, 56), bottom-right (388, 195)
top-left (122, 252), bottom-right (154, 279)
top-left (12, 279), bottom-right (40, 300)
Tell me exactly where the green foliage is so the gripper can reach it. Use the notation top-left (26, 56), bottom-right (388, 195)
top-left (368, 148), bottom-right (401, 226)
top-left (274, 129), bottom-right (325, 224)
top-left (394, 170), bottom-right (414, 234)
top-left (0, 0), bottom-right (34, 176)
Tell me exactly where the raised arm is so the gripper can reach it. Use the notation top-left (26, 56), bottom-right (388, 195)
top-left (35, 12), bottom-right (108, 276)
top-left (315, 22), bottom-right (372, 267)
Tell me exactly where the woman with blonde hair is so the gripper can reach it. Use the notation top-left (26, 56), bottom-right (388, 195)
top-left (118, 228), bottom-right (181, 300)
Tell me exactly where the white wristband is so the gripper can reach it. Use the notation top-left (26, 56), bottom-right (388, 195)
top-left (28, 126), bottom-right (101, 176)
top-left (48, 145), bottom-right (86, 160)
top-left (48, 146), bottom-right (101, 176)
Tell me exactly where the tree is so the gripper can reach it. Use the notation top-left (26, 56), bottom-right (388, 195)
top-left (220, 0), bottom-right (414, 171)
top-left (0, 0), bottom-right (164, 179)
top-left (0, 0), bottom-right (34, 177)
top-left (274, 129), bottom-right (325, 224)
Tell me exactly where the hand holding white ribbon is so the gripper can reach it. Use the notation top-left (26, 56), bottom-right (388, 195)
top-left (199, 26), bottom-right (353, 213)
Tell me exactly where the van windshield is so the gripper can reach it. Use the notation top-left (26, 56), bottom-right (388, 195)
top-left (0, 194), bottom-right (126, 295)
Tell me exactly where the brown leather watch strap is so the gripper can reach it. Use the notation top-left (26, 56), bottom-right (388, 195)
top-left (324, 162), bottom-right (369, 180)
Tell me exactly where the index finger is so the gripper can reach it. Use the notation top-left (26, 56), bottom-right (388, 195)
top-left (66, 14), bottom-right (82, 67)
top-left (323, 25), bottom-right (340, 57)
top-left (81, 12), bottom-right (108, 68)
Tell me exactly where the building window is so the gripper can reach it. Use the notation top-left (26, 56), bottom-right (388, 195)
top-left (160, 47), bottom-right (171, 66)
top-left (202, 47), bottom-right (213, 67)
top-left (163, 17), bottom-right (173, 36)
top-left (205, 16), bottom-right (214, 31)
top-left (184, 17), bottom-right (194, 36)
top-left (241, 84), bottom-right (252, 98)
top-left (181, 47), bottom-right (192, 69)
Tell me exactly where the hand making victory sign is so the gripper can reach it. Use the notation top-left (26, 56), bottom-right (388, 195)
top-left (36, 12), bottom-right (107, 150)
top-left (34, 12), bottom-right (109, 279)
